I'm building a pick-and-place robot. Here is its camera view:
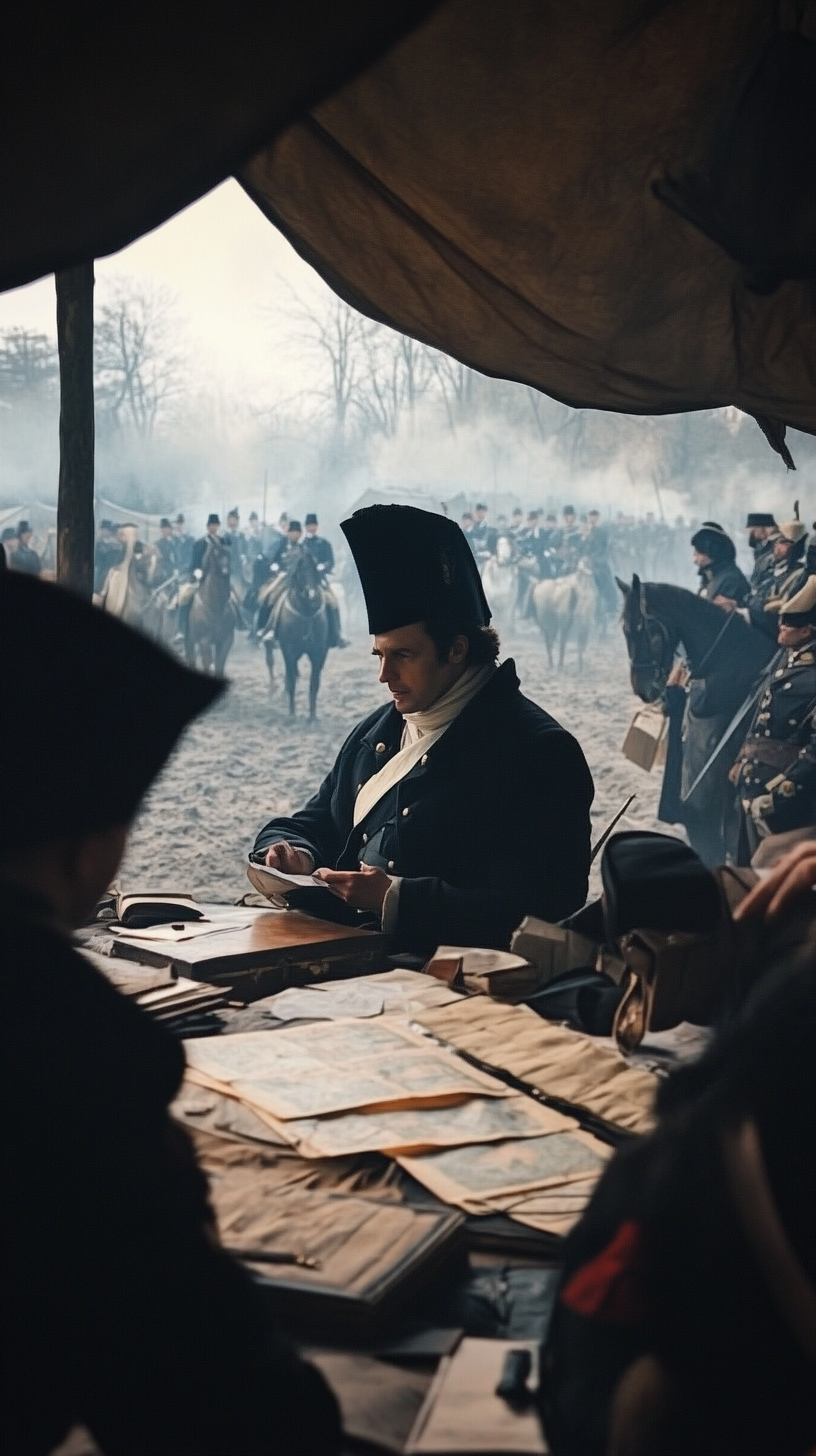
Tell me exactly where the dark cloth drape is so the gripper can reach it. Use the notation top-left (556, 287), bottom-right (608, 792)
top-left (241, 0), bottom-right (816, 442)
top-left (0, 0), bottom-right (437, 292)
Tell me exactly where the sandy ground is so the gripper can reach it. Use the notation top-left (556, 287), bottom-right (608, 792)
top-left (121, 619), bottom-right (675, 905)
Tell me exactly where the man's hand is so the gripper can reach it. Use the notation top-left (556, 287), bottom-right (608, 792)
top-left (264, 841), bottom-right (314, 875)
top-left (666, 664), bottom-right (688, 687)
top-left (314, 865), bottom-right (391, 912)
top-left (734, 841), bottom-right (816, 924)
top-left (713, 595), bottom-right (737, 613)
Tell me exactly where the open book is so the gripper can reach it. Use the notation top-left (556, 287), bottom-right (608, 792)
top-left (116, 891), bottom-right (204, 929)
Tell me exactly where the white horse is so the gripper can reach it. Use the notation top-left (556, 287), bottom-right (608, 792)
top-left (533, 559), bottom-right (599, 670)
top-left (481, 534), bottom-right (519, 637)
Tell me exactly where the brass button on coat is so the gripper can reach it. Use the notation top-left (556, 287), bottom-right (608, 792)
top-left (421, 753), bottom-right (428, 765)
top-left (402, 806), bottom-right (410, 817)
top-left (362, 833), bottom-right (368, 843)
top-left (375, 742), bottom-right (387, 753)
top-left (387, 860), bottom-right (395, 870)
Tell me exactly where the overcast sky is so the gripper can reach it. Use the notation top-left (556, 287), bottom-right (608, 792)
top-left (0, 180), bottom-right (324, 398)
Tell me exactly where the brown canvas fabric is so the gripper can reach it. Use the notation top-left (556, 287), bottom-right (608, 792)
top-left (0, 0), bottom-right (437, 291)
top-left (242, 0), bottom-right (816, 439)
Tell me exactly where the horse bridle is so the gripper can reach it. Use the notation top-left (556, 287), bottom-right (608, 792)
top-left (629, 583), bottom-right (674, 692)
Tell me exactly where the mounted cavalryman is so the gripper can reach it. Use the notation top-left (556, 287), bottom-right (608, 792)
top-left (730, 576), bottom-right (816, 862)
top-left (691, 521), bottom-right (750, 606)
top-left (303, 512), bottom-right (348, 647)
top-left (251, 504), bottom-right (594, 952)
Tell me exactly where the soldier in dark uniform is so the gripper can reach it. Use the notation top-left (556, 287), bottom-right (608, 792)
top-left (460, 511), bottom-right (477, 555)
top-left (10, 520), bottom-right (41, 576)
top-left (93, 520), bottom-right (125, 594)
top-left (303, 512), bottom-right (348, 647)
top-left (252, 505), bottom-right (594, 952)
top-left (172, 512), bottom-right (194, 576)
top-left (509, 506), bottom-right (525, 545)
top-left (470, 503), bottom-right (497, 564)
top-left (154, 517), bottom-right (177, 582)
top-left (730, 576), bottom-right (816, 862)
top-left (560, 505), bottom-right (582, 573)
top-left (764, 512), bottom-right (808, 605)
top-left (1, 525), bottom-right (17, 568)
top-left (191, 512), bottom-right (224, 573)
top-left (746, 510), bottom-right (779, 591)
top-left (0, 572), bottom-right (340, 1456)
top-left (584, 509), bottom-right (617, 615)
top-left (691, 521), bottom-right (750, 605)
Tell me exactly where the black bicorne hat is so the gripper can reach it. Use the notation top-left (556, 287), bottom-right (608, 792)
top-left (305, 513), bottom-right (318, 526)
top-left (746, 512), bottom-right (777, 528)
top-left (341, 505), bottom-right (491, 634)
top-left (0, 574), bottom-right (223, 853)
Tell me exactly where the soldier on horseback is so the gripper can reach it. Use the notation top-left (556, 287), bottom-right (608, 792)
top-left (730, 576), bottom-right (816, 862)
top-left (257, 518), bottom-right (346, 650)
top-left (303, 512), bottom-right (348, 647)
top-left (691, 521), bottom-right (750, 605)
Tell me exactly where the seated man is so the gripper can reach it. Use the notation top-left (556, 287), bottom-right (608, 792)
top-left (0, 573), bottom-right (340, 1456)
top-left (252, 505), bottom-right (594, 952)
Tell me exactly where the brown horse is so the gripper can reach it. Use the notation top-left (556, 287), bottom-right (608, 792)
top-left (186, 536), bottom-right (235, 675)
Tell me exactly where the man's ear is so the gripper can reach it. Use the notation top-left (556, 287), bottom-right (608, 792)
top-left (449, 634), bottom-right (470, 665)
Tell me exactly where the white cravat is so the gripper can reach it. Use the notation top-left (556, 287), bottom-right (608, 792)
top-left (353, 663), bottom-right (496, 827)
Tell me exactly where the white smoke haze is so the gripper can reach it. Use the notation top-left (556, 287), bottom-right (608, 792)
top-left (0, 179), bottom-right (812, 535)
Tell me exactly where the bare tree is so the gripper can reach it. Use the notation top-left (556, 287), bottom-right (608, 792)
top-left (429, 353), bottom-right (476, 434)
top-left (0, 327), bottom-right (59, 400)
top-left (94, 279), bottom-right (184, 436)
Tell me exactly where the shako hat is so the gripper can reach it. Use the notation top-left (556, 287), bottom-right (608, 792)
top-left (746, 512), bottom-right (777, 528)
top-left (0, 574), bottom-right (222, 853)
top-left (207, 513), bottom-right (220, 526)
top-left (342, 504), bottom-right (491, 634)
top-left (778, 575), bottom-right (816, 627)
top-left (288, 519), bottom-right (302, 533)
top-left (17, 520), bottom-right (31, 535)
top-left (305, 512), bottom-right (318, 526)
top-left (160, 517), bottom-right (172, 529)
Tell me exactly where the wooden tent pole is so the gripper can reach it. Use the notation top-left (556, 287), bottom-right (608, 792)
top-left (55, 263), bottom-right (95, 597)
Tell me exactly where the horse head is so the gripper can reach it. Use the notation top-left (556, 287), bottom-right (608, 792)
top-left (287, 546), bottom-right (323, 617)
top-left (618, 574), bottom-right (675, 703)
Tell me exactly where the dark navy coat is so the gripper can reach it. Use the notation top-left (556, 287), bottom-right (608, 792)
top-left (254, 660), bottom-right (594, 951)
top-left (2, 901), bottom-right (340, 1455)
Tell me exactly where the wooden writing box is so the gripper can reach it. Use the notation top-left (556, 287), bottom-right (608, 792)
top-left (111, 904), bottom-right (390, 1002)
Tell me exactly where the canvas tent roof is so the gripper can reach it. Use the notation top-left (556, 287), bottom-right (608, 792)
top-left (2, 0), bottom-right (813, 456)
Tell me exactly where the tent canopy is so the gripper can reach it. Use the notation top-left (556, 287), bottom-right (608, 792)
top-left (242, 0), bottom-right (815, 452)
top-left (2, 0), bottom-right (812, 453)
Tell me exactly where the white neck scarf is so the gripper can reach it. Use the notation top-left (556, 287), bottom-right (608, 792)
top-left (353, 663), bottom-right (496, 827)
